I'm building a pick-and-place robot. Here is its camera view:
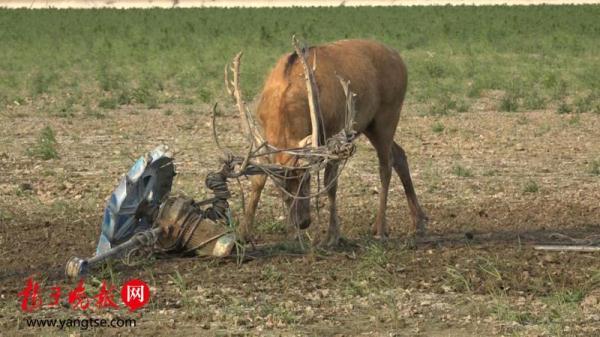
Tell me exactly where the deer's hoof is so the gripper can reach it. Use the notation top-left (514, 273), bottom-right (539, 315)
top-left (415, 216), bottom-right (429, 237)
top-left (371, 222), bottom-right (389, 240)
top-left (373, 233), bottom-right (389, 241)
top-left (325, 234), bottom-right (340, 248)
top-left (317, 230), bottom-right (340, 248)
top-left (237, 230), bottom-right (254, 245)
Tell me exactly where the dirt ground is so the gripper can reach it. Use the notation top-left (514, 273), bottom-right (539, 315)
top-left (0, 100), bottom-right (599, 336)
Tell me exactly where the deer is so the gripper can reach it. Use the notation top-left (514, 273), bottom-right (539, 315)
top-left (226, 38), bottom-right (428, 246)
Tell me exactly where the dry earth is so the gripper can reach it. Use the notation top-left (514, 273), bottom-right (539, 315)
top-left (0, 98), bottom-right (599, 335)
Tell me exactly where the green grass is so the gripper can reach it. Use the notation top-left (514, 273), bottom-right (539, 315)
top-left (257, 219), bottom-right (286, 234)
top-left (574, 91), bottom-right (600, 113)
top-left (431, 121), bottom-right (445, 133)
top-left (361, 242), bottom-right (389, 268)
top-left (499, 92), bottom-right (520, 112)
top-left (556, 100), bottom-right (573, 114)
top-left (0, 6), bottom-right (599, 114)
top-left (452, 164), bottom-right (473, 177)
top-left (27, 125), bottom-right (59, 160)
top-left (590, 160), bottom-right (600, 176)
top-left (445, 266), bottom-right (472, 293)
top-left (523, 179), bottom-right (540, 193)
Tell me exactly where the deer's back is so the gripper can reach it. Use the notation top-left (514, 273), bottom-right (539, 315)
top-left (257, 39), bottom-right (407, 150)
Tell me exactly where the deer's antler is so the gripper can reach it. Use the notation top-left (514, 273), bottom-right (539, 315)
top-left (336, 74), bottom-right (358, 139)
top-left (224, 52), bottom-right (265, 150)
top-left (292, 35), bottom-right (325, 149)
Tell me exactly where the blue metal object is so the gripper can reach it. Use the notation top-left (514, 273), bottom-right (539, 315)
top-left (96, 145), bottom-right (175, 255)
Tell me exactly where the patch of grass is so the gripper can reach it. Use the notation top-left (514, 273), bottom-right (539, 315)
top-left (482, 169), bottom-right (499, 177)
top-left (98, 64), bottom-right (126, 92)
top-left (515, 115), bottom-right (529, 125)
top-left (424, 58), bottom-right (447, 79)
top-left (431, 121), bottom-right (445, 133)
top-left (445, 266), bottom-right (472, 293)
top-left (456, 99), bottom-right (470, 113)
top-left (85, 107), bottom-right (105, 119)
top-left (344, 278), bottom-right (369, 297)
top-left (93, 260), bottom-right (120, 289)
top-left (523, 90), bottom-right (546, 110)
top-left (260, 305), bottom-right (298, 325)
top-left (499, 92), bottom-right (519, 112)
top-left (551, 289), bottom-right (585, 305)
top-left (198, 88), bottom-right (213, 104)
top-left (98, 97), bottom-right (118, 110)
top-left (424, 160), bottom-right (442, 193)
top-left (534, 124), bottom-right (551, 137)
top-left (556, 100), bottom-right (572, 114)
top-left (132, 87), bottom-right (159, 108)
top-left (428, 94), bottom-right (458, 116)
top-left (53, 95), bottom-right (77, 117)
top-left (1, 6), bottom-right (600, 112)
top-left (523, 179), bottom-right (539, 193)
top-left (574, 92), bottom-right (599, 113)
top-left (145, 97), bottom-right (160, 109)
top-left (260, 265), bottom-right (283, 282)
top-left (163, 109), bottom-right (173, 116)
top-left (30, 71), bottom-right (57, 97)
top-left (476, 256), bottom-right (508, 295)
top-left (361, 242), bottom-right (389, 268)
top-left (490, 298), bottom-right (535, 325)
top-left (168, 270), bottom-right (187, 295)
top-left (552, 80), bottom-right (569, 100)
top-left (0, 209), bottom-right (14, 222)
top-left (452, 164), bottom-right (473, 178)
top-left (179, 97), bottom-right (195, 105)
top-left (27, 126), bottom-right (59, 160)
top-left (589, 160), bottom-right (600, 176)
top-left (257, 219), bottom-right (286, 234)
top-left (184, 108), bottom-right (197, 115)
top-left (262, 240), bottom-right (307, 256)
top-left (117, 89), bottom-right (132, 105)
top-left (567, 114), bottom-right (580, 126)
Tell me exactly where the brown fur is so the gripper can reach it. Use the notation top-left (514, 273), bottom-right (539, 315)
top-left (241, 39), bottom-right (428, 245)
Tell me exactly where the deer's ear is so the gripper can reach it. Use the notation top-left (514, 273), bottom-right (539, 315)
top-left (298, 135), bottom-right (313, 148)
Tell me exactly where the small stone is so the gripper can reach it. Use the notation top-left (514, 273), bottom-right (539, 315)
top-left (19, 183), bottom-right (33, 191)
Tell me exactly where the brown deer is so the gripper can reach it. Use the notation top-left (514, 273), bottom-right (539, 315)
top-left (234, 39), bottom-right (428, 246)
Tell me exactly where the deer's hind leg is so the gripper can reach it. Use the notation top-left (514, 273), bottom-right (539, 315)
top-left (364, 126), bottom-right (395, 239)
top-left (391, 142), bottom-right (428, 236)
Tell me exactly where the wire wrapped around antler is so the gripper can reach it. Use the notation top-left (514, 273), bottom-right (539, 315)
top-left (215, 36), bottom-right (359, 202)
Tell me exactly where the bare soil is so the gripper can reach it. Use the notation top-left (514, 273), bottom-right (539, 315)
top-left (0, 102), bottom-right (599, 336)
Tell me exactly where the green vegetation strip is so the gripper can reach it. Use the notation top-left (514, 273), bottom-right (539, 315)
top-left (0, 5), bottom-right (599, 114)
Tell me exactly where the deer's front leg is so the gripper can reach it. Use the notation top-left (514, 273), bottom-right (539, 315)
top-left (240, 174), bottom-right (267, 243)
top-left (324, 161), bottom-right (341, 247)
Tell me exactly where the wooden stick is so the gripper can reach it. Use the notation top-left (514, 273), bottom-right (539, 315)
top-left (534, 245), bottom-right (600, 252)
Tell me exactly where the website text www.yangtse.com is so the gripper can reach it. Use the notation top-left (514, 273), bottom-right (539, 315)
top-left (25, 317), bottom-right (136, 330)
